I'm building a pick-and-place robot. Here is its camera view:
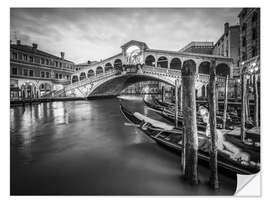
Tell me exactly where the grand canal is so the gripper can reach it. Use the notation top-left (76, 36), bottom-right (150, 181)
top-left (10, 97), bottom-right (237, 195)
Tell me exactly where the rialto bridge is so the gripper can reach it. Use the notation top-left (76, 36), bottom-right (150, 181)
top-left (49, 40), bottom-right (233, 98)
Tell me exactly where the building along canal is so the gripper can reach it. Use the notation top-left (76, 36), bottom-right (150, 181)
top-left (10, 97), bottom-right (237, 195)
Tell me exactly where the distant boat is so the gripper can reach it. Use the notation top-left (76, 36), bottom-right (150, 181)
top-left (120, 104), bottom-right (260, 175)
top-left (117, 95), bottom-right (143, 101)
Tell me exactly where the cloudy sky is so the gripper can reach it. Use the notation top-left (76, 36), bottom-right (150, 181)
top-left (10, 8), bottom-right (241, 63)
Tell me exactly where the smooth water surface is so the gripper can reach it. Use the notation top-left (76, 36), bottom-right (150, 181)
top-left (10, 98), bottom-right (236, 195)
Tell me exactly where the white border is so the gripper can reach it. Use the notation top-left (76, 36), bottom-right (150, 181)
top-left (2, 0), bottom-right (269, 202)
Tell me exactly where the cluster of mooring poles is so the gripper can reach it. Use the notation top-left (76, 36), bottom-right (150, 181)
top-left (174, 60), bottom-right (220, 189)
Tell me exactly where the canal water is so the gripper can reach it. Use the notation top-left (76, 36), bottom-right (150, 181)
top-left (10, 97), bottom-right (237, 195)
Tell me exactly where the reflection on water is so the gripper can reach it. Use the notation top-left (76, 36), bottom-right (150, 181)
top-left (11, 98), bottom-right (236, 195)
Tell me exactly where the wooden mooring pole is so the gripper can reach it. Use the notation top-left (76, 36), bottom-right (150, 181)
top-left (175, 79), bottom-right (179, 128)
top-left (162, 86), bottom-right (165, 103)
top-left (216, 85), bottom-right (219, 112)
top-left (181, 60), bottom-right (198, 184)
top-left (241, 69), bottom-right (247, 142)
top-left (253, 74), bottom-right (259, 127)
top-left (179, 85), bottom-right (183, 114)
top-left (208, 60), bottom-right (219, 189)
top-left (223, 75), bottom-right (229, 129)
top-left (246, 80), bottom-right (250, 121)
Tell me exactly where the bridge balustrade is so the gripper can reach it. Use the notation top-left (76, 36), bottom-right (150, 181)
top-left (65, 69), bottom-right (118, 91)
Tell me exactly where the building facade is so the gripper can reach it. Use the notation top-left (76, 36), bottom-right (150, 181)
top-left (213, 23), bottom-right (240, 78)
top-left (179, 41), bottom-right (214, 55)
top-left (10, 40), bottom-right (75, 100)
top-left (239, 8), bottom-right (260, 64)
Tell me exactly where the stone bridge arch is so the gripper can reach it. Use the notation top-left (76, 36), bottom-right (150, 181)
top-left (87, 73), bottom-right (177, 97)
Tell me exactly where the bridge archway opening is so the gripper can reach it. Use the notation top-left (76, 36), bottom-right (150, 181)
top-left (198, 61), bottom-right (210, 74)
top-left (145, 55), bottom-right (155, 67)
top-left (105, 63), bottom-right (113, 72)
top-left (157, 56), bottom-right (168, 68)
top-left (87, 69), bottom-right (95, 78)
top-left (39, 82), bottom-right (51, 96)
top-left (72, 75), bottom-right (79, 83)
top-left (21, 82), bottom-right (37, 98)
top-left (114, 59), bottom-right (123, 71)
top-left (170, 58), bottom-right (182, 70)
top-left (216, 63), bottom-right (230, 77)
top-left (80, 72), bottom-right (86, 81)
top-left (96, 66), bottom-right (103, 75)
top-left (182, 59), bottom-right (196, 75)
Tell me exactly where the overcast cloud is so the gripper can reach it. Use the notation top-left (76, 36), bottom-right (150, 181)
top-left (10, 8), bottom-right (241, 63)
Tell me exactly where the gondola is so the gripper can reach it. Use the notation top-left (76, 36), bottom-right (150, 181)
top-left (144, 98), bottom-right (254, 130)
top-left (120, 104), bottom-right (260, 175)
top-left (155, 98), bottom-right (255, 128)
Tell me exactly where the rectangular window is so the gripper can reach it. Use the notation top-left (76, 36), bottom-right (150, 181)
top-left (41, 71), bottom-right (45, 78)
top-left (29, 69), bottom-right (34, 77)
top-left (252, 46), bottom-right (257, 57)
top-left (55, 61), bottom-right (58, 67)
top-left (55, 73), bottom-right (58, 79)
top-left (242, 37), bottom-right (246, 47)
top-left (12, 67), bottom-right (17, 75)
top-left (41, 58), bottom-right (45, 64)
top-left (29, 56), bottom-right (33, 62)
top-left (18, 53), bottom-right (22, 60)
top-left (252, 28), bottom-right (257, 40)
top-left (12, 52), bottom-right (17, 60)
top-left (60, 63), bottom-right (62, 68)
top-left (23, 69), bottom-right (28, 76)
top-left (242, 52), bottom-right (247, 61)
top-left (46, 72), bottom-right (50, 78)
top-left (59, 74), bottom-right (62, 79)
top-left (35, 57), bottom-right (40, 63)
top-left (241, 23), bottom-right (247, 32)
top-left (46, 59), bottom-right (49, 65)
top-left (23, 54), bottom-right (28, 61)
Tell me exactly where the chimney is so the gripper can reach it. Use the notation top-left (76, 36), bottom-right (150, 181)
top-left (60, 52), bottom-right (65, 60)
top-left (87, 60), bottom-right (91, 64)
top-left (224, 22), bottom-right (229, 35)
top-left (32, 43), bottom-right (38, 49)
top-left (16, 40), bottom-right (21, 45)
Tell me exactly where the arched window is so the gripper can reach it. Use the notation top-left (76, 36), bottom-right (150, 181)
top-left (87, 69), bottom-right (95, 78)
top-left (96, 66), bottom-right (103, 75)
top-left (80, 72), bottom-right (86, 81)
top-left (216, 63), bottom-right (230, 77)
top-left (198, 61), bottom-right (210, 74)
top-left (157, 56), bottom-right (168, 68)
top-left (170, 58), bottom-right (181, 70)
top-left (114, 59), bottom-right (122, 71)
top-left (72, 75), bottom-right (79, 83)
top-left (145, 55), bottom-right (155, 67)
top-left (105, 63), bottom-right (113, 72)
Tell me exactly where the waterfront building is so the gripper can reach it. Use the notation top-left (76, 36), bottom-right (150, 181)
top-left (239, 8), bottom-right (260, 63)
top-left (74, 60), bottom-right (99, 72)
top-left (238, 8), bottom-right (260, 102)
top-left (121, 81), bottom-right (160, 95)
top-left (10, 40), bottom-right (75, 99)
top-left (179, 41), bottom-right (214, 55)
top-left (213, 23), bottom-right (240, 78)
